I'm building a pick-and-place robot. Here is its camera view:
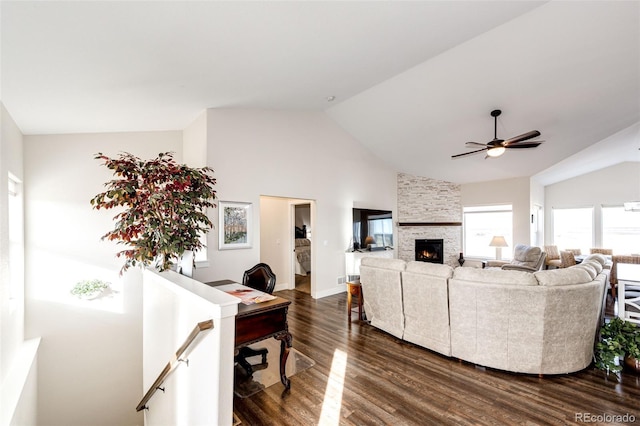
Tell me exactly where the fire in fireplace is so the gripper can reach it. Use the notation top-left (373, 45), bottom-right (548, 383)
top-left (415, 239), bottom-right (444, 264)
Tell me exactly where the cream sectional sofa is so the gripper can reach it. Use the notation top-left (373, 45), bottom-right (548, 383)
top-left (359, 255), bottom-right (608, 375)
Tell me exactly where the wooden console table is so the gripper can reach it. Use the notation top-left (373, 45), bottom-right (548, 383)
top-left (205, 280), bottom-right (293, 389)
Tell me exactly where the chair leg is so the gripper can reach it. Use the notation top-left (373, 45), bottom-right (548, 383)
top-left (239, 346), bottom-right (268, 364)
top-left (235, 353), bottom-right (254, 376)
top-left (235, 346), bottom-right (269, 376)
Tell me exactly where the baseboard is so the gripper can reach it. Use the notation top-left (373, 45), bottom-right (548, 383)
top-left (274, 282), bottom-right (290, 292)
top-left (314, 283), bottom-right (346, 299)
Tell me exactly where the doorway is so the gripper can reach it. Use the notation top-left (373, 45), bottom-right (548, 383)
top-left (293, 203), bottom-right (312, 294)
top-left (259, 196), bottom-right (315, 296)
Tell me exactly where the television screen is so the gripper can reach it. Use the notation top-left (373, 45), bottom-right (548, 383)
top-left (352, 208), bottom-right (393, 250)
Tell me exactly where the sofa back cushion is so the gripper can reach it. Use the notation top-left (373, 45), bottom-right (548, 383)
top-left (452, 267), bottom-right (539, 286)
top-left (360, 256), bottom-right (406, 271)
top-left (402, 262), bottom-right (453, 356)
top-left (405, 261), bottom-right (453, 278)
top-left (583, 253), bottom-right (607, 267)
top-left (572, 263), bottom-right (597, 279)
top-left (534, 267), bottom-right (593, 286)
top-left (359, 257), bottom-right (406, 339)
top-left (583, 259), bottom-right (603, 273)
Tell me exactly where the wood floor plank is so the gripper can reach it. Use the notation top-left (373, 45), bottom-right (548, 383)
top-left (234, 290), bottom-right (640, 425)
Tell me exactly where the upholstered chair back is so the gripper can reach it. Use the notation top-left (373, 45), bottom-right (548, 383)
top-left (590, 248), bottom-right (613, 255)
top-left (544, 245), bottom-right (561, 269)
top-left (544, 245), bottom-right (560, 260)
top-left (502, 244), bottom-right (545, 271)
top-left (560, 251), bottom-right (577, 268)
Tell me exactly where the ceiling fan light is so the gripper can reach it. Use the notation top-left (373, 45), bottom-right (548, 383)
top-left (487, 147), bottom-right (505, 157)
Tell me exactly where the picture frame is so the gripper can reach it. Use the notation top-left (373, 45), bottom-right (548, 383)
top-left (219, 201), bottom-right (253, 250)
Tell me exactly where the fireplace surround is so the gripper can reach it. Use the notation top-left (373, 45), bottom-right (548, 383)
top-left (415, 239), bottom-right (444, 264)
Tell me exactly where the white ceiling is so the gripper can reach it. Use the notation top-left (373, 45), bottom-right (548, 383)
top-left (2, 1), bottom-right (639, 184)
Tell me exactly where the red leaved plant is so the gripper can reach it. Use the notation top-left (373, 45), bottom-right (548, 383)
top-left (91, 152), bottom-right (217, 274)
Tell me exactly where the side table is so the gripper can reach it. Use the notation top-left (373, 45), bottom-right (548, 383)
top-left (346, 281), bottom-right (364, 321)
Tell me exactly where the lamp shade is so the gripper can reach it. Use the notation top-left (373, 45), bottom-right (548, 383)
top-left (364, 236), bottom-right (376, 246)
top-left (489, 236), bottom-right (508, 247)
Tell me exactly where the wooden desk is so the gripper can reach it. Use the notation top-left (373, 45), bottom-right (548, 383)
top-left (205, 280), bottom-right (292, 389)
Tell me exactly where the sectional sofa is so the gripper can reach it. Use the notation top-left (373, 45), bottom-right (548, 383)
top-left (359, 254), bottom-right (608, 375)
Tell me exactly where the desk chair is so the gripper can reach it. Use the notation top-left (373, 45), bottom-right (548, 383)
top-left (243, 262), bottom-right (276, 294)
top-left (236, 263), bottom-right (277, 375)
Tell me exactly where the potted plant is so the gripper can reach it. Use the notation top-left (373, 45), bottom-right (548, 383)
top-left (91, 152), bottom-right (217, 274)
top-left (71, 279), bottom-right (110, 300)
top-left (594, 317), bottom-right (640, 376)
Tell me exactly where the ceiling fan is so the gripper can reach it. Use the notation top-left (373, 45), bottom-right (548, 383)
top-left (452, 109), bottom-right (542, 159)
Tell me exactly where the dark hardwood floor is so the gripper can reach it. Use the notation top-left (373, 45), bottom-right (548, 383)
top-left (234, 290), bottom-right (640, 425)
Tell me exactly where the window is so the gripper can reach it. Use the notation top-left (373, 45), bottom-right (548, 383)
top-left (552, 207), bottom-right (593, 252)
top-left (463, 205), bottom-right (512, 259)
top-left (8, 173), bottom-right (24, 307)
top-left (368, 215), bottom-right (393, 247)
top-left (602, 206), bottom-right (640, 254)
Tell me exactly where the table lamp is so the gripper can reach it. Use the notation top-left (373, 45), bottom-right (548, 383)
top-left (489, 236), bottom-right (508, 260)
top-left (364, 235), bottom-right (376, 250)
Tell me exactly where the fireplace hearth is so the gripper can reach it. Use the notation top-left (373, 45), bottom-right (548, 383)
top-left (415, 239), bottom-right (444, 264)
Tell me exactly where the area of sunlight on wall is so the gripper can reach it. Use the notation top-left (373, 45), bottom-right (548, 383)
top-left (29, 245), bottom-right (124, 314)
top-left (319, 348), bottom-right (348, 425)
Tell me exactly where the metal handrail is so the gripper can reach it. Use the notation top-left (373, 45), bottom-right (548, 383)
top-left (136, 319), bottom-right (214, 412)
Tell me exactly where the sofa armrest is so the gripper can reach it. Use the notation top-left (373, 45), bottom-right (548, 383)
top-left (501, 264), bottom-right (536, 272)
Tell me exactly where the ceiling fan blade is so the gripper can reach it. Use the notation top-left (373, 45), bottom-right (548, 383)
top-left (503, 130), bottom-right (541, 145)
top-left (465, 141), bottom-right (487, 147)
top-left (451, 147), bottom-right (487, 159)
top-left (504, 141), bottom-right (543, 148)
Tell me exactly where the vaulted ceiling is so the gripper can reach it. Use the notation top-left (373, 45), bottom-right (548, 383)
top-left (2, 1), bottom-right (638, 184)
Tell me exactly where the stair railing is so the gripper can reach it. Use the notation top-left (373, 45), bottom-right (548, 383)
top-left (136, 319), bottom-right (214, 412)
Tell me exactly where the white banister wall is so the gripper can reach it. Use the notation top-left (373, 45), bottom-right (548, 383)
top-left (142, 269), bottom-right (239, 426)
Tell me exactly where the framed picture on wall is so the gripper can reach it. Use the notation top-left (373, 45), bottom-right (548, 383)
top-left (219, 201), bottom-right (253, 250)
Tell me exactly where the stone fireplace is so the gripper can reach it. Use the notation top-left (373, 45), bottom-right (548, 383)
top-left (415, 239), bottom-right (444, 264)
top-left (397, 173), bottom-right (462, 267)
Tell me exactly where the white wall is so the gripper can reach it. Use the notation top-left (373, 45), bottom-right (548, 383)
top-left (461, 177), bottom-right (533, 248)
top-left (544, 161), bottom-right (640, 247)
top-left (198, 109), bottom-right (397, 298)
top-left (259, 196), bottom-right (295, 290)
top-left (142, 270), bottom-right (238, 426)
top-left (1, 103), bottom-right (25, 382)
top-left (24, 131), bottom-right (182, 426)
top-left (1, 103), bottom-right (40, 426)
top-left (183, 110), bottom-right (207, 168)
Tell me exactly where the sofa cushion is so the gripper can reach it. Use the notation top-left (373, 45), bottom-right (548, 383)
top-left (572, 263), bottom-right (597, 279)
top-left (360, 257), bottom-right (406, 272)
top-left (583, 253), bottom-right (606, 267)
top-left (452, 267), bottom-right (539, 286)
top-left (534, 267), bottom-right (593, 286)
top-left (582, 259), bottom-right (603, 274)
top-left (406, 261), bottom-right (453, 278)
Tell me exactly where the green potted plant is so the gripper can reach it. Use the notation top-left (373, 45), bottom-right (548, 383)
top-left (594, 317), bottom-right (640, 376)
top-left (91, 152), bottom-right (217, 274)
top-left (71, 279), bottom-right (110, 300)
